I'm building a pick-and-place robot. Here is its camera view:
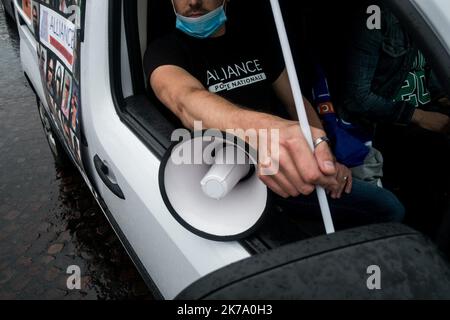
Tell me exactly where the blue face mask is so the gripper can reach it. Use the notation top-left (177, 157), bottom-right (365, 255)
top-left (173, 1), bottom-right (227, 39)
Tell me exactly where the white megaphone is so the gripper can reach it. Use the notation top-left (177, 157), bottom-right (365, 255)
top-left (159, 131), bottom-right (270, 241)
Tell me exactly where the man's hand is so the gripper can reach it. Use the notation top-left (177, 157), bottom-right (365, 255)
top-left (437, 97), bottom-right (450, 108)
top-left (327, 163), bottom-right (353, 199)
top-left (257, 120), bottom-right (338, 198)
top-left (412, 109), bottom-right (450, 134)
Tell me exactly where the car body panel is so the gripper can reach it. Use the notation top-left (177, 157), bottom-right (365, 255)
top-left (412, 0), bottom-right (450, 53)
top-left (14, 1), bottom-right (45, 106)
top-left (79, 0), bottom-right (250, 299)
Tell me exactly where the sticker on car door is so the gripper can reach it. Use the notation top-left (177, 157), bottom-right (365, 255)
top-left (33, 0), bottom-right (85, 170)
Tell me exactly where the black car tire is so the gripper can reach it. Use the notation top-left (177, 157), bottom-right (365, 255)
top-left (3, 1), bottom-right (14, 22)
top-left (37, 98), bottom-right (72, 168)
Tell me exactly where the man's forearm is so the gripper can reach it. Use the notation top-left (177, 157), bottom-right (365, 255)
top-left (179, 88), bottom-right (285, 132)
top-left (178, 88), bottom-right (327, 149)
top-left (438, 97), bottom-right (450, 108)
top-left (304, 99), bottom-right (325, 132)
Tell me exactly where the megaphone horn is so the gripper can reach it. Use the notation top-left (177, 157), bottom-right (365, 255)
top-left (159, 130), bottom-right (270, 241)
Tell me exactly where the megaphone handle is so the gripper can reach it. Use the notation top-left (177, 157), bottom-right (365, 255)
top-left (269, 0), bottom-right (335, 234)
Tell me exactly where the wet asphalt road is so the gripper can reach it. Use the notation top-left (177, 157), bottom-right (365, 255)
top-left (0, 6), bottom-right (152, 300)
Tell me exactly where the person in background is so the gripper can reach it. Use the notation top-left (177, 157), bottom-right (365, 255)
top-left (340, 5), bottom-right (450, 237)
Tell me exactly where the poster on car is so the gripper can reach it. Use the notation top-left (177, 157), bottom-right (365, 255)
top-left (39, 5), bottom-right (76, 71)
top-left (22, 0), bottom-right (32, 19)
top-left (34, 0), bottom-right (85, 170)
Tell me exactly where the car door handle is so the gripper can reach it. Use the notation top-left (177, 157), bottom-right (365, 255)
top-left (94, 155), bottom-right (125, 200)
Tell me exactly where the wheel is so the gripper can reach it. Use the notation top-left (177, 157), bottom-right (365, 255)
top-left (3, 1), bottom-right (14, 22)
top-left (37, 98), bottom-right (71, 168)
top-left (1, 2), bottom-right (6, 17)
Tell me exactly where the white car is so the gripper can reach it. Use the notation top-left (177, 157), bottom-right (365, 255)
top-left (15, 0), bottom-right (450, 299)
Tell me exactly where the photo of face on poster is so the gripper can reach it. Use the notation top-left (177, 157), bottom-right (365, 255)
top-left (61, 73), bottom-right (72, 119)
top-left (63, 120), bottom-right (72, 149)
top-left (71, 131), bottom-right (81, 164)
top-left (53, 0), bottom-right (80, 15)
top-left (54, 61), bottom-right (64, 104)
top-left (46, 56), bottom-right (56, 98)
top-left (48, 96), bottom-right (57, 116)
top-left (59, 0), bottom-right (69, 14)
top-left (58, 110), bottom-right (64, 129)
top-left (22, 0), bottom-right (32, 20)
top-left (70, 84), bottom-right (79, 131)
top-left (72, 35), bottom-right (80, 83)
top-left (32, 2), bottom-right (39, 37)
top-left (35, 0), bottom-right (86, 171)
top-left (38, 45), bottom-right (47, 77)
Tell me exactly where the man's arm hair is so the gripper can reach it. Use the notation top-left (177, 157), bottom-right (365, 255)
top-left (150, 65), bottom-right (283, 131)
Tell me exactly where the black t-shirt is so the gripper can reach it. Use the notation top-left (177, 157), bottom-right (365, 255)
top-left (143, 27), bottom-right (285, 113)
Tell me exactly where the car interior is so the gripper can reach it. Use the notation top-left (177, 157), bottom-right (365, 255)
top-left (113, 0), bottom-right (450, 256)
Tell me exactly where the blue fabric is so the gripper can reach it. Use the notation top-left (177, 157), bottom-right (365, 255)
top-left (312, 64), bottom-right (370, 168)
top-left (273, 179), bottom-right (406, 226)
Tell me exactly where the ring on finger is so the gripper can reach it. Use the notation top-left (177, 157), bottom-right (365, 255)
top-left (313, 136), bottom-right (331, 149)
